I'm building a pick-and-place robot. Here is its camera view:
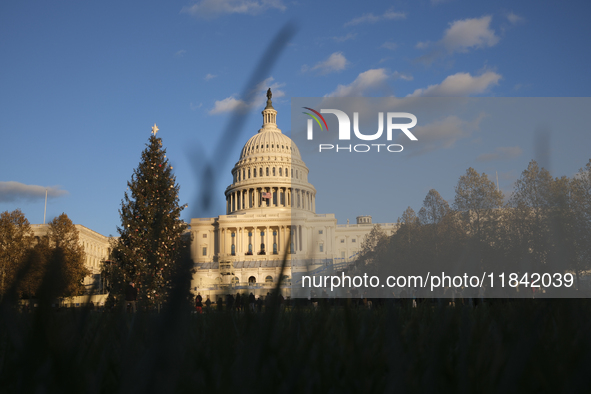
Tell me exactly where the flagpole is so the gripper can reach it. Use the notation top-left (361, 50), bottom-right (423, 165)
top-left (43, 189), bottom-right (47, 224)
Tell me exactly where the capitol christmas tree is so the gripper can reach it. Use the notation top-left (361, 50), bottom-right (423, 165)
top-left (112, 124), bottom-right (188, 309)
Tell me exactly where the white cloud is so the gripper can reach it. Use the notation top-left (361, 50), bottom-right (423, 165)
top-left (210, 96), bottom-right (247, 114)
top-left (344, 8), bottom-right (406, 27)
top-left (398, 115), bottom-right (483, 156)
top-left (332, 33), bottom-right (357, 42)
top-left (477, 146), bottom-right (523, 162)
top-left (0, 182), bottom-right (68, 203)
top-left (182, 0), bottom-right (285, 18)
top-left (309, 52), bottom-right (348, 74)
top-left (507, 12), bottom-right (524, 25)
top-left (381, 41), bottom-right (398, 50)
top-left (209, 76), bottom-right (285, 114)
top-left (204, 73), bottom-right (217, 81)
top-left (393, 71), bottom-right (413, 81)
top-left (408, 71), bottom-right (501, 97)
top-left (175, 49), bottom-right (187, 57)
top-left (441, 15), bottom-right (499, 52)
top-left (416, 16), bottom-right (499, 64)
top-left (325, 69), bottom-right (389, 97)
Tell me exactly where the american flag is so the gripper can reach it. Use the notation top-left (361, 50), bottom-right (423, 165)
top-left (261, 192), bottom-right (272, 199)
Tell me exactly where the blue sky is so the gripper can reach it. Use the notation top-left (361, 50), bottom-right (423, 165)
top-left (1, 0), bottom-right (590, 237)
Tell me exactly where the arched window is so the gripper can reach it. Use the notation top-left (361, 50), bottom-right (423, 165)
top-left (248, 169), bottom-right (251, 178)
top-left (247, 231), bottom-right (253, 255)
top-left (272, 167), bottom-right (276, 176)
top-left (265, 276), bottom-right (273, 283)
top-left (231, 232), bottom-right (236, 256)
top-left (266, 167), bottom-right (269, 176)
top-left (253, 168), bottom-right (256, 178)
top-left (232, 276), bottom-right (239, 284)
top-left (279, 168), bottom-right (282, 176)
top-left (259, 168), bottom-right (263, 177)
top-left (259, 231), bottom-right (265, 254)
top-left (273, 230), bottom-right (278, 254)
top-left (248, 276), bottom-right (256, 285)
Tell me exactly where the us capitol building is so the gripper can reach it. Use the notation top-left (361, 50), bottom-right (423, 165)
top-left (189, 90), bottom-right (396, 298)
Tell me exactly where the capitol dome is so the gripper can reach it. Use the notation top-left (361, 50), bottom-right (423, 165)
top-left (224, 90), bottom-right (316, 215)
top-left (239, 128), bottom-right (301, 161)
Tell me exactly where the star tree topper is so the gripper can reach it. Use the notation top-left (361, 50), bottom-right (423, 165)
top-left (151, 123), bottom-right (159, 135)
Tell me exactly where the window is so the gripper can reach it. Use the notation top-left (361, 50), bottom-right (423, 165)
top-left (231, 233), bottom-right (236, 256)
top-left (265, 276), bottom-right (273, 283)
top-left (352, 239), bottom-right (356, 243)
top-left (203, 234), bottom-right (207, 238)
top-left (319, 243), bottom-right (324, 252)
top-left (318, 230), bottom-right (323, 235)
top-left (202, 247), bottom-right (207, 256)
top-left (279, 168), bottom-right (282, 176)
top-left (266, 167), bottom-right (269, 176)
top-left (259, 168), bottom-right (263, 177)
top-left (259, 231), bottom-right (265, 254)
top-left (272, 167), bottom-right (276, 176)
top-left (340, 239), bottom-right (345, 243)
top-left (247, 231), bottom-right (253, 255)
top-left (341, 251), bottom-right (345, 258)
top-left (248, 169), bottom-right (251, 178)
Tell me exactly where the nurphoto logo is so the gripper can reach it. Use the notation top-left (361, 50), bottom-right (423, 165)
top-left (303, 107), bottom-right (418, 153)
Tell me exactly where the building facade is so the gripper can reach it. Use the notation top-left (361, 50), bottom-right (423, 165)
top-left (31, 223), bottom-right (111, 293)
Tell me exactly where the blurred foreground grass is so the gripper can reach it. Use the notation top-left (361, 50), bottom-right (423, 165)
top-left (1, 300), bottom-right (590, 393)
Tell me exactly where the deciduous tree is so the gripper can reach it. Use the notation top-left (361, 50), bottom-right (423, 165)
top-left (0, 209), bottom-right (33, 298)
top-left (45, 213), bottom-right (89, 297)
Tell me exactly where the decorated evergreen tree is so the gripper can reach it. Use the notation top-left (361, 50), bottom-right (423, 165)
top-left (113, 124), bottom-right (188, 309)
